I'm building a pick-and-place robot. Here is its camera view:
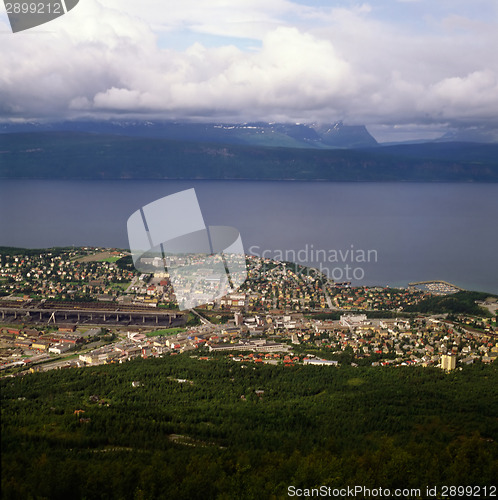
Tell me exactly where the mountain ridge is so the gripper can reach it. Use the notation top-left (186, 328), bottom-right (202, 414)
top-left (0, 120), bottom-right (378, 149)
top-left (1, 131), bottom-right (497, 182)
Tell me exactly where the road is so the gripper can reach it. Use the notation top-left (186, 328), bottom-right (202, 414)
top-left (190, 309), bottom-right (213, 326)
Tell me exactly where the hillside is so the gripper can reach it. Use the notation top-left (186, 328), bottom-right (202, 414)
top-left (0, 120), bottom-right (378, 149)
top-left (405, 291), bottom-right (497, 316)
top-left (1, 132), bottom-right (498, 182)
top-left (2, 356), bottom-right (497, 499)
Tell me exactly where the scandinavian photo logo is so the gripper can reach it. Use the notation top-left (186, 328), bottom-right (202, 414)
top-left (127, 188), bottom-right (248, 311)
top-left (4, 0), bottom-right (79, 33)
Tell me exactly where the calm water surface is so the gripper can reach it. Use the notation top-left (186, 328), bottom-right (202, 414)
top-left (0, 180), bottom-right (497, 293)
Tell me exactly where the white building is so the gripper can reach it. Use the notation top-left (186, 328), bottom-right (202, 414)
top-left (340, 314), bottom-right (368, 328)
top-left (303, 358), bottom-right (339, 366)
top-left (49, 343), bottom-right (72, 355)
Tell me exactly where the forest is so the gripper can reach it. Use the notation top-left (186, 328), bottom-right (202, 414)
top-left (405, 291), bottom-right (497, 317)
top-left (1, 355), bottom-right (497, 499)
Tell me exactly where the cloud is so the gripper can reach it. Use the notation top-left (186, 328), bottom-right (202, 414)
top-left (102, 0), bottom-right (301, 39)
top-left (82, 26), bottom-right (353, 121)
top-left (0, 0), bottom-right (497, 135)
top-left (427, 70), bottom-right (498, 123)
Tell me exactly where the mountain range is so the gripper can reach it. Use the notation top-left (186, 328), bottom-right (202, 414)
top-left (0, 120), bottom-right (378, 149)
top-left (2, 120), bottom-right (497, 147)
top-left (1, 130), bottom-right (497, 182)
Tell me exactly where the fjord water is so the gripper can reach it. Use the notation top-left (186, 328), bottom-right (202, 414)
top-left (1, 179), bottom-right (497, 293)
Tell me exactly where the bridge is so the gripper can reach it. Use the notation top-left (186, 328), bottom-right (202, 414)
top-left (0, 302), bottom-right (186, 328)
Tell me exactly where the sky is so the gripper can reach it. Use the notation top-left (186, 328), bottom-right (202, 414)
top-left (1, 0), bottom-right (497, 141)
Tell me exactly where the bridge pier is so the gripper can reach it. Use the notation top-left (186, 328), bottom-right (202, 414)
top-left (0, 306), bottom-right (180, 328)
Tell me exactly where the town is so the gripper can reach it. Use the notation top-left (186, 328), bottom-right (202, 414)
top-left (1, 247), bottom-right (497, 375)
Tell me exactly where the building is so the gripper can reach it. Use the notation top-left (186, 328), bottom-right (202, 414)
top-left (234, 312), bottom-right (244, 326)
top-left (49, 343), bottom-right (72, 355)
top-left (303, 358), bottom-right (339, 366)
top-left (79, 348), bottom-right (116, 365)
top-left (220, 293), bottom-right (246, 308)
top-left (81, 328), bottom-right (102, 338)
top-left (441, 354), bottom-right (456, 371)
top-left (222, 326), bottom-right (242, 335)
top-left (15, 339), bottom-right (32, 348)
top-left (209, 339), bottom-right (290, 353)
top-left (60, 335), bottom-right (84, 345)
top-left (58, 325), bottom-right (76, 333)
top-left (32, 340), bottom-right (51, 351)
top-left (340, 314), bottom-right (368, 328)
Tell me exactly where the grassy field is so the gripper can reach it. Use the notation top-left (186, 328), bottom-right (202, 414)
top-left (75, 252), bottom-right (122, 263)
top-left (101, 257), bottom-right (121, 263)
top-left (109, 282), bottom-right (131, 291)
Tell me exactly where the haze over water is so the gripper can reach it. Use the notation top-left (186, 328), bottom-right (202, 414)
top-left (1, 179), bottom-right (497, 294)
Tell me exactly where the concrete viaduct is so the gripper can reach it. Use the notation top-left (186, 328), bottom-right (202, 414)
top-left (0, 305), bottom-right (185, 328)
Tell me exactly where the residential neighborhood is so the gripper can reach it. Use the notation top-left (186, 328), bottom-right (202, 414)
top-left (0, 247), bottom-right (497, 374)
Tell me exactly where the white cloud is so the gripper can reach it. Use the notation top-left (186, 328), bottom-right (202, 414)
top-left (103, 0), bottom-right (300, 40)
top-left (0, 0), bottom-right (497, 134)
top-left (82, 26), bottom-right (353, 120)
